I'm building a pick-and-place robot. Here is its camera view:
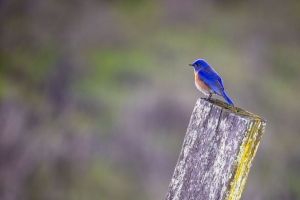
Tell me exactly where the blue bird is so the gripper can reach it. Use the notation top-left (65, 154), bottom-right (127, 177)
top-left (189, 59), bottom-right (234, 106)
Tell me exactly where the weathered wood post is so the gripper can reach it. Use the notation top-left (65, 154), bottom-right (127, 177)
top-left (166, 98), bottom-right (266, 200)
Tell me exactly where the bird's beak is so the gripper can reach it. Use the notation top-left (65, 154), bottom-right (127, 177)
top-left (189, 64), bottom-right (193, 66)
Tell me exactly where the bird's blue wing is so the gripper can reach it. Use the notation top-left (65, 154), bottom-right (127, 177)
top-left (198, 68), bottom-right (234, 106)
top-left (198, 69), bottom-right (224, 95)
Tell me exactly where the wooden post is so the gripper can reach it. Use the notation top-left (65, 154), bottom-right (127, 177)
top-left (166, 98), bottom-right (266, 200)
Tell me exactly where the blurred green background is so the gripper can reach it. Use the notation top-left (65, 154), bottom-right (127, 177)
top-left (1, 0), bottom-right (300, 199)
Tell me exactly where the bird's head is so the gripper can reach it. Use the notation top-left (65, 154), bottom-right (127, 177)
top-left (189, 59), bottom-right (210, 70)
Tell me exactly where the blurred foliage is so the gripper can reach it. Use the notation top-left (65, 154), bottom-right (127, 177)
top-left (1, 0), bottom-right (300, 200)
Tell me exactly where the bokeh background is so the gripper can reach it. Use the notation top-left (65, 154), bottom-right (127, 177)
top-left (1, 0), bottom-right (300, 199)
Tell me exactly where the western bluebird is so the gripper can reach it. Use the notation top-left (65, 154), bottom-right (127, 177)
top-left (189, 59), bottom-right (234, 106)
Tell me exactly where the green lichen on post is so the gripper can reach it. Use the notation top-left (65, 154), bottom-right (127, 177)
top-left (226, 119), bottom-right (266, 200)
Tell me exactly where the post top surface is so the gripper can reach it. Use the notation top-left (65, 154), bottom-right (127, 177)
top-left (199, 98), bottom-right (266, 123)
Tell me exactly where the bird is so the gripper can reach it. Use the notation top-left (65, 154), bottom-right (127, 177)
top-left (189, 59), bottom-right (234, 106)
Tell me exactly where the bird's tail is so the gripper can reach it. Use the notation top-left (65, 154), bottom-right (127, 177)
top-left (221, 90), bottom-right (234, 106)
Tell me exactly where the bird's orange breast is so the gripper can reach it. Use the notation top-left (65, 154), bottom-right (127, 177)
top-left (194, 72), bottom-right (211, 95)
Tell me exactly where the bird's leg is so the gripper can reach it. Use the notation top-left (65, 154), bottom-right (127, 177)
top-left (208, 94), bottom-right (212, 100)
